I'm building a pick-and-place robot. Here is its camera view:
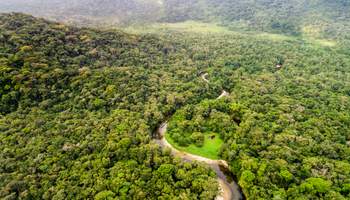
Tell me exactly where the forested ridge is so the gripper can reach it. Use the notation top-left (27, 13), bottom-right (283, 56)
top-left (1, 12), bottom-right (350, 200)
top-left (0, 13), bottom-right (221, 199)
top-left (1, 0), bottom-right (350, 40)
top-left (162, 30), bottom-right (350, 198)
top-left (161, 0), bottom-right (350, 39)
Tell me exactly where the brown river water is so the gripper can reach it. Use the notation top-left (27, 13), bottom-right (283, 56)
top-left (153, 74), bottom-right (245, 199)
top-left (154, 122), bottom-right (245, 200)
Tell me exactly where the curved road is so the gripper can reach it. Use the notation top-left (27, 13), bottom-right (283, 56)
top-left (154, 73), bottom-right (244, 200)
top-left (202, 73), bottom-right (229, 100)
top-left (201, 73), bottom-right (210, 83)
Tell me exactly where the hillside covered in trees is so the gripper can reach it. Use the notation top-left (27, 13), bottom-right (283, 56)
top-left (1, 0), bottom-right (350, 40)
top-left (160, 27), bottom-right (350, 199)
top-left (0, 13), bottom-right (221, 199)
top-left (161, 0), bottom-right (350, 39)
top-left (1, 3), bottom-right (350, 200)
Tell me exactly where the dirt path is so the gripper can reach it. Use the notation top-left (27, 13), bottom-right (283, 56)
top-left (201, 73), bottom-right (210, 83)
top-left (201, 72), bottom-right (229, 100)
top-left (217, 90), bottom-right (229, 99)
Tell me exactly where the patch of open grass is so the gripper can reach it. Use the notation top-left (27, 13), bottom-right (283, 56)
top-left (123, 20), bottom-right (337, 48)
top-left (156, 21), bottom-right (231, 33)
top-left (123, 21), bottom-right (233, 35)
top-left (308, 38), bottom-right (336, 47)
top-left (165, 132), bottom-right (223, 160)
top-left (256, 32), bottom-right (295, 41)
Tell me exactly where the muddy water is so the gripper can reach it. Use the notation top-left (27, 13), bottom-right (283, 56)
top-left (153, 73), bottom-right (244, 199)
top-left (154, 122), bottom-right (244, 200)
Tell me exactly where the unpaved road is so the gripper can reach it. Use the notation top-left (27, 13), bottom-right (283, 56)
top-left (217, 90), bottom-right (229, 99)
top-left (201, 73), bottom-right (210, 83)
top-left (201, 73), bottom-right (229, 100)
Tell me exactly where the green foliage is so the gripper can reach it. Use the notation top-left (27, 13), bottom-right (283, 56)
top-left (191, 132), bottom-right (204, 147)
top-left (241, 170), bottom-right (256, 183)
top-left (94, 191), bottom-right (115, 200)
top-left (1, 0), bottom-right (350, 40)
top-left (157, 164), bottom-right (175, 177)
top-left (280, 169), bottom-right (293, 182)
top-left (1, 12), bottom-right (350, 200)
top-left (161, 0), bottom-right (350, 40)
top-left (166, 132), bottom-right (223, 160)
top-left (155, 21), bottom-right (350, 199)
top-left (300, 178), bottom-right (332, 194)
top-left (0, 14), bottom-right (219, 199)
top-left (167, 100), bottom-right (244, 158)
top-left (342, 184), bottom-right (350, 195)
top-left (239, 170), bottom-right (256, 192)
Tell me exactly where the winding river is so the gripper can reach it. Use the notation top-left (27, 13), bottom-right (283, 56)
top-left (153, 74), bottom-right (244, 200)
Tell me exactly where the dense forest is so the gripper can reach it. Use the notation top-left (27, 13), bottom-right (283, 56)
top-left (162, 29), bottom-right (350, 199)
top-left (1, 0), bottom-right (350, 39)
top-left (1, 2), bottom-right (350, 200)
top-left (0, 0), bottom-right (164, 27)
top-left (0, 13), bottom-right (221, 199)
top-left (162, 0), bottom-right (350, 39)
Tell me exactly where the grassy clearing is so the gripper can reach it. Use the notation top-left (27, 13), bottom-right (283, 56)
top-left (123, 21), bottom-right (233, 35)
top-left (165, 132), bottom-right (223, 160)
top-left (123, 20), bottom-right (337, 48)
top-left (155, 21), bottom-right (231, 33)
top-left (308, 38), bottom-right (336, 47)
top-left (256, 32), bottom-right (336, 47)
top-left (256, 32), bottom-right (295, 42)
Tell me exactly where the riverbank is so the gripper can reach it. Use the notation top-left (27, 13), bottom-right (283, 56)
top-left (153, 73), bottom-right (244, 200)
top-left (165, 131), bottom-right (223, 160)
top-left (154, 122), bottom-right (243, 200)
